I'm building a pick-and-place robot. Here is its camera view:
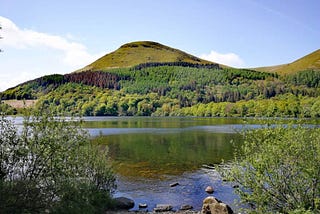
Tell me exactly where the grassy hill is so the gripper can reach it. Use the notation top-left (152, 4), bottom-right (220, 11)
top-left (255, 49), bottom-right (320, 75)
top-left (77, 41), bottom-right (215, 72)
top-left (1, 41), bottom-right (319, 117)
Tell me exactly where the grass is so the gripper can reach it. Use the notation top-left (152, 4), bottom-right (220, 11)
top-left (255, 49), bottom-right (320, 75)
top-left (3, 100), bottom-right (37, 108)
top-left (76, 41), bottom-right (319, 76)
top-left (77, 41), bottom-right (214, 72)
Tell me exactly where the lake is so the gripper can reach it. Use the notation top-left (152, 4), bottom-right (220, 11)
top-left (84, 117), bottom-right (249, 212)
top-left (9, 116), bottom-right (318, 211)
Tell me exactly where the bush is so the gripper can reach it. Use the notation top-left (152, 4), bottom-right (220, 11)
top-left (0, 111), bottom-right (116, 213)
top-left (225, 122), bottom-right (320, 213)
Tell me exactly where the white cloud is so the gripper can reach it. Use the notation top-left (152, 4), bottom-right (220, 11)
top-left (0, 16), bottom-right (103, 68)
top-left (0, 16), bottom-right (105, 91)
top-left (199, 50), bottom-right (245, 67)
top-left (0, 72), bottom-right (36, 91)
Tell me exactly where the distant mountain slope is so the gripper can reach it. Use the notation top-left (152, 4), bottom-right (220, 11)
top-left (1, 40), bottom-right (319, 118)
top-left (255, 49), bottom-right (320, 75)
top-left (77, 41), bottom-right (215, 72)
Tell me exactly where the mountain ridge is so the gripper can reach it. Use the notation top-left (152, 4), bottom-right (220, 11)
top-left (0, 40), bottom-right (319, 118)
top-left (77, 41), bottom-right (320, 76)
top-left (76, 41), bottom-right (217, 72)
top-left (1, 42), bottom-right (319, 94)
top-left (254, 49), bottom-right (320, 75)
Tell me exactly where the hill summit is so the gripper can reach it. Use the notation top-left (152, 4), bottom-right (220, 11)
top-left (77, 41), bottom-right (215, 72)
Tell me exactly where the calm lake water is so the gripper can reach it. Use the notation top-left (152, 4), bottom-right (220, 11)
top-left (84, 117), bottom-right (249, 211)
top-left (10, 116), bottom-right (318, 211)
top-left (7, 116), bottom-right (319, 211)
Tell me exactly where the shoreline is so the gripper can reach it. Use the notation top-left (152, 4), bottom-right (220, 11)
top-left (111, 195), bottom-right (235, 214)
top-left (108, 211), bottom-right (200, 214)
top-left (108, 212), bottom-right (200, 214)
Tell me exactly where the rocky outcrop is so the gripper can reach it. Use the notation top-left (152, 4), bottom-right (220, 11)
top-left (201, 196), bottom-right (233, 214)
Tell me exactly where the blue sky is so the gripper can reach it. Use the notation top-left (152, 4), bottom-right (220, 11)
top-left (0, 0), bottom-right (319, 91)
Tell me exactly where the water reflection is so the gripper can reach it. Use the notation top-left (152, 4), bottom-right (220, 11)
top-left (84, 116), bottom-right (245, 129)
top-left (86, 117), bottom-right (246, 211)
top-left (92, 131), bottom-right (241, 178)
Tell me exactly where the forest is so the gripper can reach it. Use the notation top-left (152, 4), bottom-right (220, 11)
top-left (0, 64), bottom-right (319, 117)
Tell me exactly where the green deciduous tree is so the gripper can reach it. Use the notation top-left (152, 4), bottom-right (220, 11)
top-left (225, 122), bottom-right (320, 213)
top-left (0, 111), bottom-right (116, 213)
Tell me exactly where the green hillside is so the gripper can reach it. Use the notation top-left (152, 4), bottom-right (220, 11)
top-left (77, 41), bottom-right (215, 72)
top-left (255, 49), bottom-right (320, 75)
top-left (1, 42), bottom-right (319, 117)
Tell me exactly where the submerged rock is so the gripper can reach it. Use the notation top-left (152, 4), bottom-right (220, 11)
top-left (154, 204), bottom-right (173, 212)
top-left (232, 184), bottom-right (239, 188)
top-left (170, 182), bottom-right (180, 187)
top-left (114, 197), bottom-right (135, 210)
top-left (138, 203), bottom-right (148, 208)
top-left (180, 204), bottom-right (193, 210)
top-left (205, 186), bottom-right (214, 194)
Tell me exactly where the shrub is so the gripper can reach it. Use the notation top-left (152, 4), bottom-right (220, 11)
top-left (0, 111), bottom-right (116, 213)
top-left (225, 122), bottom-right (320, 213)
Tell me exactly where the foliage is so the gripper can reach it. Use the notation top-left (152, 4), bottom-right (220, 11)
top-left (174, 94), bottom-right (320, 118)
top-left (64, 71), bottom-right (130, 89)
top-left (0, 101), bottom-right (17, 115)
top-left (224, 122), bottom-right (320, 213)
top-left (0, 74), bottom-right (65, 100)
top-left (0, 111), bottom-right (116, 213)
top-left (0, 71), bottom-right (129, 100)
top-left (285, 70), bottom-right (320, 88)
top-left (1, 63), bottom-right (320, 117)
top-left (131, 61), bottom-right (219, 70)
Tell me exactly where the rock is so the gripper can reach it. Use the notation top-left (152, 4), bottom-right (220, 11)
top-left (209, 203), bottom-right (233, 214)
top-left (201, 196), bottom-right (233, 214)
top-left (202, 164), bottom-right (215, 169)
top-left (232, 184), bottom-right (239, 188)
top-left (138, 203), bottom-right (148, 208)
top-left (203, 196), bottom-right (219, 205)
top-left (180, 204), bottom-right (193, 210)
top-left (114, 197), bottom-right (135, 210)
top-left (205, 186), bottom-right (214, 194)
top-left (170, 182), bottom-right (179, 187)
top-left (154, 204), bottom-right (173, 212)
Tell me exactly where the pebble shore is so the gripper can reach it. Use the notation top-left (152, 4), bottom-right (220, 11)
top-left (107, 211), bottom-right (200, 214)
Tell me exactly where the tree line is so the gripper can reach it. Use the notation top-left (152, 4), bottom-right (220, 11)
top-left (1, 65), bottom-right (319, 118)
top-left (0, 71), bottom-right (129, 100)
top-left (130, 61), bottom-right (220, 70)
